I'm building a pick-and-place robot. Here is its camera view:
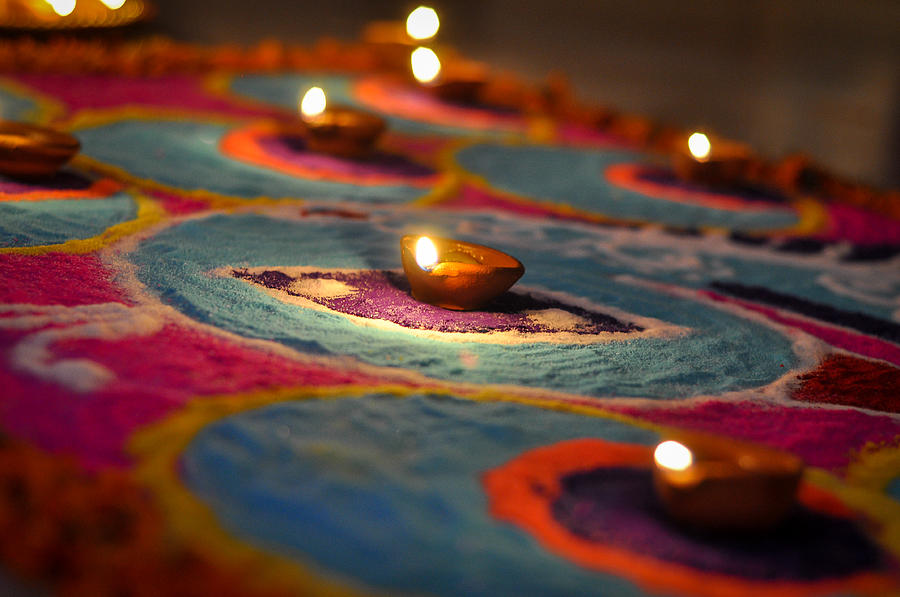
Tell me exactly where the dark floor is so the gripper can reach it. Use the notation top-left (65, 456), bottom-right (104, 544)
top-left (149, 0), bottom-right (900, 188)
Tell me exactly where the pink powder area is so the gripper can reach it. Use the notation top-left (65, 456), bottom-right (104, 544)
top-left (354, 76), bottom-right (523, 132)
top-left (382, 132), bottom-right (449, 164)
top-left (13, 74), bottom-right (281, 119)
top-left (701, 290), bottom-right (900, 367)
top-left (816, 203), bottom-right (900, 245)
top-left (148, 189), bottom-right (211, 215)
top-left (611, 399), bottom-right (900, 472)
top-left (1, 323), bottom-right (396, 469)
top-left (557, 123), bottom-right (624, 147)
top-left (0, 253), bottom-right (129, 306)
top-left (53, 324), bottom-right (387, 398)
top-left (0, 355), bottom-right (177, 471)
top-left (440, 184), bottom-right (598, 223)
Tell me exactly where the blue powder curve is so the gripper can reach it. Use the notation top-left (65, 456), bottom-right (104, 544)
top-left (455, 143), bottom-right (799, 232)
top-left (181, 393), bottom-right (659, 597)
top-left (601, 239), bottom-right (899, 322)
top-left (0, 82), bottom-right (43, 122)
top-left (128, 210), bottom-right (798, 399)
top-left (0, 193), bottom-right (136, 247)
top-left (75, 119), bottom-right (426, 204)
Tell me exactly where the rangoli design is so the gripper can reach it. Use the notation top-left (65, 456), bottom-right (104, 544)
top-left (1, 38), bottom-right (899, 597)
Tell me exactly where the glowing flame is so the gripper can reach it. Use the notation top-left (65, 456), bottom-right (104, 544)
top-left (100, 0), bottom-right (127, 8)
top-left (688, 132), bottom-right (711, 162)
top-left (415, 236), bottom-right (439, 270)
top-left (406, 6), bottom-right (439, 40)
top-left (300, 87), bottom-right (327, 118)
top-left (411, 47), bottom-right (441, 84)
top-left (654, 441), bottom-right (693, 471)
top-left (46, 0), bottom-right (76, 16)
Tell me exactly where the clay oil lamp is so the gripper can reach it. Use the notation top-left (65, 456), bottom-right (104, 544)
top-left (410, 46), bottom-right (488, 104)
top-left (0, 121), bottom-right (80, 178)
top-left (672, 131), bottom-right (755, 188)
top-left (298, 86), bottom-right (386, 159)
top-left (362, 5), bottom-right (440, 71)
top-left (4, 0), bottom-right (151, 30)
top-left (400, 235), bottom-right (525, 311)
top-left (653, 433), bottom-right (804, 533)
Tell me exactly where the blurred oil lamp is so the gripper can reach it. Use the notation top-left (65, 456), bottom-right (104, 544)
top-left (362, 5), bottom-right (440, 70)
top-left (411, 47), bottom-right (487, 104)
top-left (0, 121), bottom-right (80, 178)
top-left (672, 131), bottom-right (754, 187)
top-left (400, 235), bottom-right (525, 310)
top-left (364, 5), bottom-right (440, 44)
top-left (653, 434), bottom-right (803, 533)
top-left (406, 6), bottom-right (439, 40)
top-left (298, 86), bottom-right (386, 159)
top-left (0, 0), bottom-right (151, 29)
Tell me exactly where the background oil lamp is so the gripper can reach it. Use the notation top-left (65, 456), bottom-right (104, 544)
top-left (653, 434), bottom-right (803, 533)
top-left (400, 235), bottom-right (525, 311)
top-left (0, 121), bottom-right (80, 178)
top-left (362, 5), bottom-right (439, 71)
top-left (298, 86), bottom-right (386, 159)
top-left (672, 131), bottom-right (755, 188)
top-left (410, 46), bottom-right (488, 104)
top-left (0, 0), bottom-right (151, 30)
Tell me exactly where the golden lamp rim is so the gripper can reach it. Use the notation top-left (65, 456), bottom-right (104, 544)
top-left (654, 434), bottom-right (803, 477)
top-left (400, 235), bottom-right (524, 271)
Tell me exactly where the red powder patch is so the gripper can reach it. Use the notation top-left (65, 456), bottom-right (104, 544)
top-left (0, 253), bottom-right (129, 306)
top-left (148, 189), bottom-right (211, 215)
top-left (793, 355), bottom-right (900, 414)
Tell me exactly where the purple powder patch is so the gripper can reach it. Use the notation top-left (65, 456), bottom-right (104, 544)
top-left (552, 466), bottom-right (888, 581)
top-left (0, 170), bottom-right (94, 193)
top-left (233, 268), bottom-right (641, 335)
top-left (259, 134), bottom-right (436, 179)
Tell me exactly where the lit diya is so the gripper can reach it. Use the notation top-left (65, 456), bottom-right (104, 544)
top-left (653, 433), bottom-right (804, 533)
top-left (672, 131), bottom-right (755, 187)
top-left (0, 0), bottom-right (152, 30)
top-left (298, 87), bottom-right (386, 159)
top-left (362, 5), bottom-right (440, 70)
top-left (0, 121), bottom-right (80, 178)
top-left (400, 235), bottom-right (525, 310)
top-left (411, 47), bottom-right (488, 104)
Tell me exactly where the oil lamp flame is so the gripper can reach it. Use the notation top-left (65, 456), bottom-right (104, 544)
top-left (99, 0), bottom-right (126, 8)
top-left (300, 87), bottom-right (327, 118)
top-left (654, 440), bottom-right (693, 471)
top-left (411, 47), bottom-right (441, 84)
top-left (415, 236), bottom-right (439, 270)
top-left (406, 6), bottom-right (440, 40)
top-left (46, 0), bottom-right (76, 16)
top-left (688, 132), bottom-right (711, 162)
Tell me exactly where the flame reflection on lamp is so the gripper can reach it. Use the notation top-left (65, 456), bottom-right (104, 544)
top-left (672, 130), bottom-right (754, 187)
top-left (297, 86), bottom-right (386, 159)
top-left (400, 235), bottom-right (524, 311)
top-left (653, 434), bottom-right (803, 533)
top-left (410, 46), bottom-right (487, 104)
top-left (406, 6), bottom-right (439, 41)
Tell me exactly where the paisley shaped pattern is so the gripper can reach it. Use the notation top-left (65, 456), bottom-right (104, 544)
top-left (0, 59), bottom-right (898, 597)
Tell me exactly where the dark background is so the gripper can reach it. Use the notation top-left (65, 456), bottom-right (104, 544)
top-left (146, 0), bottom-right (900, 188)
